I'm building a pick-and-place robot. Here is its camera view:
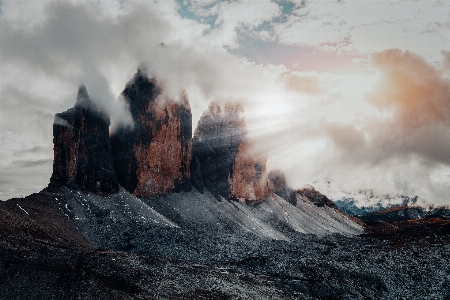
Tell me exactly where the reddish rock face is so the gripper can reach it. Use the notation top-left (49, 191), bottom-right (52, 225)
top-left (110, 70), bottom-right (192, 197)
top-left (50, 85), bottom-right (119, 194)
top-left (229, 142), bottom-right (268, 201)
top-left (193, 102), bottom-right (268, 201)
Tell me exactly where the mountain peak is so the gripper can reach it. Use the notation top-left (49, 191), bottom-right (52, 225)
top-left (193, 102), bottom-right (268, 201)
top-left (49, 86), bottom-right (119, 194)
top-left (74, 84), bottom-right (98, 111)
top-left (111, 71), bottom-right (192, 197)
top-left (77, 84), bottom-right (89, 101)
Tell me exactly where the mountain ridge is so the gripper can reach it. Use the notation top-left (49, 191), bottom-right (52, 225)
top-left (1, 71), bottom-right (449, 299)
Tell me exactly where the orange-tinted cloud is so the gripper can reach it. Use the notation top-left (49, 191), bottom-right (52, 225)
top-left (324, 122), bottom-right (366, 152)
top-left (310, 50), bottom-right (450, 184)
top-left (367, 49), bottom-right (450, 130)
top-left (362, 50), bottom-right (450, 165)
top-left (280, 72), bottom-right (322, 95)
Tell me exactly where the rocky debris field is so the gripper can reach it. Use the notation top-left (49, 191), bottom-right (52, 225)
top-left (3, 232), bottom-right (449, 300)
top-left (1, 189), bottom-right (449, 299)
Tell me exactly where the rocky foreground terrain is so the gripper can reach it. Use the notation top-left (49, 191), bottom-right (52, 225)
top-left (1, 70), bottom-right (449, 299)
top-left (1, 188), bottom-right (449, 300)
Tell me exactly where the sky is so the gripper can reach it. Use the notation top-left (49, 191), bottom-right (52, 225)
top-left (1, 0), bottom-right (449, 205)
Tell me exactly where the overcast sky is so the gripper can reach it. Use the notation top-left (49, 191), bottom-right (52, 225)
top-left (1, 0), bottom-right (449, 204)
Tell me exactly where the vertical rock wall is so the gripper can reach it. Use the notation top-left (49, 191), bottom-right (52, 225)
top-left (50, 85), bottom-right (119, 194)
top-left (193, 103), bottom-right (268, 201)
top-left (50, 73), bottom-right (269, 201)
top-left (228, 142), bottom-right (268, 201)
top-left (110, 70), bottom-right (192, 197)
top-left (192, 103), bottom-right (244, 197)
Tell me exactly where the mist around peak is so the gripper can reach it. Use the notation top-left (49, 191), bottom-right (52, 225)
top-left (1, 1), bottom-right (450, 207)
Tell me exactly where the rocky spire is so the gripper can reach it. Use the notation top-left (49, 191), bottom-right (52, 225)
top-left (192, 102), bottom-right (268, 201)
top-left (50, 85), bottom-right (119, 194)
top-left (110, 69), bottom-right (192, 197)
top-left (74, 84), bottom-right (95, 110)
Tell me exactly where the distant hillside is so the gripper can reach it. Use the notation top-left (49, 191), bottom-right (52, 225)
top-left (333, 190), bottom-right (420, 216)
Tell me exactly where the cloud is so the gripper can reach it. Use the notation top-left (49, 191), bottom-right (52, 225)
top-left (183, 0), bottom-right (220, 17)
top-left (443, 51), bottom-right (450, 71)
top-left (11, 159), bottom-right (53, 168)
top-left (3, 1), bottom-right (202, 123)
top-left (324, 122), bottom-right (366, 153)
top-left (365, 49), bottom-right (450, 163)
top-left (202, 0), bottom-right (281, 48)
top-left (305, 49), bottom-right (450, 204)
top-left (301, 49), bottom-right (450, 169)
top-left (242, 48), bottom-right (450, 205)
top-left (272, 0), bottom-right (450, 63)
top-left (279, 71), bottom-right (322, 95)
top-left (0, 162), bottom-right (53, 199)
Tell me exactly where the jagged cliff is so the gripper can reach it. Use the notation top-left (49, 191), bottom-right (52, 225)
top-left (48, 73), bottom-right (333, 207)
top-left (110, 70), bottom-right (192, 197)
top-left (192, 103), bottom-right (268, 201)
top-left (50, 85), bottom-right (119, 194)
top-left (228, 142), bottom-right (268, 201)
